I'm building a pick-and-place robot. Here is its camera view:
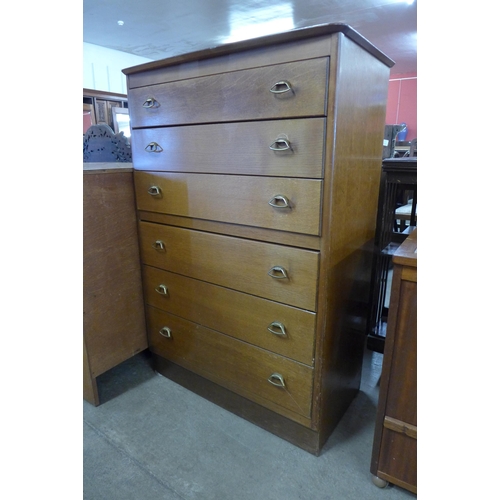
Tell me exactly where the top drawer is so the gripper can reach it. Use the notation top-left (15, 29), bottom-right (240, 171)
top-left (128, 58), bottom-right (329, 128)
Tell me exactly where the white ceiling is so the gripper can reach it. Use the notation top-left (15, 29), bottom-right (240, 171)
top-left (83, 0), bottom-right (417, 75)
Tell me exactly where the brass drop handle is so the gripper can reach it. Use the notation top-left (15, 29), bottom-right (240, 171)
top-left (267, 322), bottom-right (287, 337)
top-left (155, 284), bottom-right (169, 296)
top-left (268, 195), bottom-right (290, 209)
top-left (268, 266), bottom-right (288, 279)
top-left (147, 185), bottom-right (161, 196)
top-left (269, 138), bottom-right (292, 151)
top-left (143, 97), bottom-right (160, 108)
top-left (145, 142), bottom-right (163, 153)
top-left (269, 81), bottom-right (293, 94)
top-left (159, 326), bottom-right (172, 338)
top-left (268, 373), bottom-right (286, 388)
top-left (152, 240), bottom-right (165, 252)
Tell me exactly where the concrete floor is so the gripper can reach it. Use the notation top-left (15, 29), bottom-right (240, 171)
top-left (83, 347), bottom-right (416, 500)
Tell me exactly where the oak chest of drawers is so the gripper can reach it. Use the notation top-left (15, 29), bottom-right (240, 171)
top-left (123, 24), bottom-right (393, 454)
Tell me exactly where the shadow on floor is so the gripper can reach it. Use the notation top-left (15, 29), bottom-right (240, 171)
top-left (96, 350), bottom-right (156, 405)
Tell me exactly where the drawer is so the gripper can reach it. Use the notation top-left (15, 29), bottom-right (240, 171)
top-left (142, 265), bottom-right (316, 365)
top-left (147, 306), bottom-right (314, 419)
top-left (128, 58), bottom-right (328, 128)
top-left (131, 118), bottom-right (326, 178)
top-left (138, 222), bottom-right (319, 311)
top-left (135, 172), bottom-right (322, 236)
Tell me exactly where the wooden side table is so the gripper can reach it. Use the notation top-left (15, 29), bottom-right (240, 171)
top-left (83, 163), bottom-right (148, 405)
top-left (370, 228), bottom-right (417, 494)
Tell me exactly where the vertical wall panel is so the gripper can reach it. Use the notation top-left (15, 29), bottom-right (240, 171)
top-left (83, 43), bottom-right (153, 94)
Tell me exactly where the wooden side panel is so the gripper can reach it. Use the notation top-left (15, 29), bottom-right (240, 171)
top-left (83, 336), bottom-right (99, 405)
top-left (385, 279), bottom-right (417, 425)
top-left (312, 33), bottom-right (391, 440)
top-left (377, 428), bottom-right (417, 493)
top-left (83, 171), bottom-right (148, 380)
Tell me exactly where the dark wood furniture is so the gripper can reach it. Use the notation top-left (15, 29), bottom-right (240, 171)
top-left (371, 229), bottom-right (417, 493)
top-left (123, 23), bottom-right (394, 455)
top-left (83, 89), bottom-right (128, 135)
top-left (367, 157), bottom-right (417, 352)
top-left (83, 163), bottom-right (148, 405)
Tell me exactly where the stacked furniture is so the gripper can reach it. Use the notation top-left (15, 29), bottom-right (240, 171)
top-left (123, 24), bottom-right (393, 454)
top-left (371, 229), bottom-right (417, 493)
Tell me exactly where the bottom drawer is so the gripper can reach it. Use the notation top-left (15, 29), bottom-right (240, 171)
top-left (147, 306), bottom-right (314, 420)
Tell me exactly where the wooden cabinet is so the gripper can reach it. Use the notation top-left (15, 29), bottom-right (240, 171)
top-left (123, 24), bottom-right (394, 454)
top-left (371, 229), bottom-right (417, 493)
top-left (368, 157), bottom-right (417, 352)
top-left (83, 164), bottom-right (148, 406)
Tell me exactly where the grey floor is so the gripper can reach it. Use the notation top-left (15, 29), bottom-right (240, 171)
top-left (83, 347), bottom-right (416, 500)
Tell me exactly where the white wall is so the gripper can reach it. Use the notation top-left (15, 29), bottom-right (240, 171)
top-left (83, 43), bottom-right (153, 94)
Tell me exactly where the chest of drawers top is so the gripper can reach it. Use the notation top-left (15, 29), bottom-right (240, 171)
top-left (123, 24), bottom-right (393, 88)
top-left (124, 24), bottom-right (393, 137)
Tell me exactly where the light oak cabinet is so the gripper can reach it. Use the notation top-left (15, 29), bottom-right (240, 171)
top-left (123, 24), bottom-right (393, 454)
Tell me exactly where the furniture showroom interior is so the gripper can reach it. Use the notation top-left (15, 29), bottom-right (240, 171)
top-left (83, 1), bottom-right (418, 498)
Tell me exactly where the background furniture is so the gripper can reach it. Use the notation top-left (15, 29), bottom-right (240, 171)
top-left (371, 228), bottom-right (417, 493)
top-left (83, 89), bottom-right (128, 136)
top-left (83, 163), bottom-right (148, 405)
top-left (367, 157), bottom-right (417, 352)
top-left (123, 23), bottom-right (393, 454)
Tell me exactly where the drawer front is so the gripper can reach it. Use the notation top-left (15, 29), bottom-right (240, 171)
top-left (135, 172), bottom-right (322, 236)
top-left (142, 265), bottom-right (316, 365)
top-left (147, 307), bottom-right (314, 418)
top-left (131, 118), bottom-right (326, 178)
top-left (128, 58), bottom-right (328, 128)
top-left (139, 222), bottom-right (319, 311)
